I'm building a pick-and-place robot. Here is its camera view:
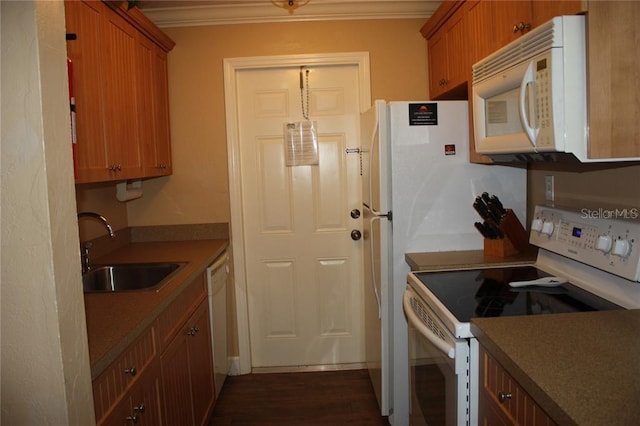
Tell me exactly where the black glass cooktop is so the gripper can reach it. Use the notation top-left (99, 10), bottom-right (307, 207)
top-left (413, 266), bottom-right (622, 323)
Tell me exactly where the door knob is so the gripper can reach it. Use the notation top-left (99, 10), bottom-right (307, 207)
top-left (350, 209), bottom-right (361, 219)
top-left (351, 230), bottom-right (362, 241)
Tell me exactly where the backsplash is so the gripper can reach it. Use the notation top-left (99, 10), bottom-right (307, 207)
top-left (527, 163), bottom-right (640, 222)
top-left (82, 223), bottom-right (229, 262)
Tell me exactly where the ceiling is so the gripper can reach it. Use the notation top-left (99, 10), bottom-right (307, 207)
top-left (138, 0), bottom-right (442, 28)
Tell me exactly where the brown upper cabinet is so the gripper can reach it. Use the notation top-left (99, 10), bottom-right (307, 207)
top-left (65, 0), bottom-right (175, 184)
top-left (424, 2), bottom-right (469, 99)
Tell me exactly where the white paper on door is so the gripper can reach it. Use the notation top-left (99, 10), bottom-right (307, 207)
top-left (284, 121), bottom-right (319, 166)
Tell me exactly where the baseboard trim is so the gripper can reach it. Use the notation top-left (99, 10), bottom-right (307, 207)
top-left (251, 362), bottom-right (368, 374)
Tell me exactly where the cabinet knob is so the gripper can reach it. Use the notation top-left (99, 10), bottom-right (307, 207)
top-left (133, 403), bottom-right (145, 413)
top-left (513, 22), bottom-right (531, 33)
top-left (187, 326), bottom-right (199, 336)
top-left (158, 164), bottom-right (167, 169)
top-left (123, 366), bottom-right (137, 376)
top-left (498, 391), bottom-right (512, 403)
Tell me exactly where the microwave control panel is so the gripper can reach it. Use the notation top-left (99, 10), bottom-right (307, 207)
top-left (532, 52), bottom-right (555, 150)
top-left (530, 205), bottom-right (640, 282)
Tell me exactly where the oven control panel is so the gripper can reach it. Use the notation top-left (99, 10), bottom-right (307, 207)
top-left (530, 205), bottom-right (640, 281)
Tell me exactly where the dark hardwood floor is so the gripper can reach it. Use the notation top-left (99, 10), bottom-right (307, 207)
top-left (208, 369), bottom-right (390, 425)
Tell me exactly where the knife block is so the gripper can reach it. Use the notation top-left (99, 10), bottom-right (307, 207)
top-left (483, 209), bottom-right (530, 257)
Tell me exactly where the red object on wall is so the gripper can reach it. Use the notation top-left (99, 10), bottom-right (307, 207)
top-left (67, 57), bottom-right (78, 179)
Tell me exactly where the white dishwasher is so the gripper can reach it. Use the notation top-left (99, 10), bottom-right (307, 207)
top-left (206, 250), bottom-right (229, 398)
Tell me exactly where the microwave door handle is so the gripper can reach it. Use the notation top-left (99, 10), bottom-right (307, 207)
top-left (403, 291), bottom-right (455, 359)
top-left (519, 61), bottom-right (539, 145)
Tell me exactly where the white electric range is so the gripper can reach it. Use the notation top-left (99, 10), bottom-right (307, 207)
top-left (403, 205), bottom-right (640, 425)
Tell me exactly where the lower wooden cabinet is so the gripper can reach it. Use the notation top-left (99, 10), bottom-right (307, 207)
top-left (479, 345), bottom-right (556, 426)
top-left (92, 273), bottom-right (216, 425)
top-left (160, 299), bottom-right (215, 426)
top-left (92, 326), bottom-right (158, 424)
top-left (101, 365), bottom-right (163, 426)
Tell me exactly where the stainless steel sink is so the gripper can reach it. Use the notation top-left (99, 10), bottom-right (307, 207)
top-left (82, 262), bottom-right (186, 292)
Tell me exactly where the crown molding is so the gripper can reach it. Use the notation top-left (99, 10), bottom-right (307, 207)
top-left (141, 0), bottom-right (441, 28)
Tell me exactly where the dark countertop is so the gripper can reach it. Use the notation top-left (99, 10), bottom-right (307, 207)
top-left (405, 249), bottom-right (537, 271)
top-left (472, 309), bottom-right (640, 425)
top-left (83, 239), bottom-right (228, 379)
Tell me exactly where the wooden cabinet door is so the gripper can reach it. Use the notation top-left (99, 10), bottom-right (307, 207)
top-left (492, 1), bottom-right (533, 47)
top-left (100, 368), bottom-right (162, 426)
top-left (152, 46), bottom-right (172, 174)
top-left (427, 5), bottom-right (469, 99)
top-left (160, 298), bottom-right (215, 426)
top-left (65, 0), bottom-right (111, 183)
top-left (141, 45), bottom-right (172, 176)
top-left (532, 1), bottom-right (584, 27)
top-left (129, 372), bottom-right (163, 426)
top-left (466, 0), bottom-right (496, 66)
top-left (161, 330), bottom-right (195, 425)
top-left (188, 301), bottom-right (215, 426)
top-left (445, 8), bottom-right (468, 90)
top-left (136, 34), bottom-right (157, 177)
top-left (428, 30), bottom-right (448, 98)
top-left (101, 9), bottom-right (143, 180)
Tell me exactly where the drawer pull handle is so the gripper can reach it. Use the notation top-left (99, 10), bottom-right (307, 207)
top-left (123, 366), bottom-right (137, 376)
top-left (498, 391), bottom-right (512, 403)
top-left (125, 415), bottom-right (139, 424)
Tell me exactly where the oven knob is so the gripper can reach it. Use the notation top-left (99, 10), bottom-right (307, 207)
top-left (531, 218), bottom-right (543, 232)
top-left (611, 238), bottom-right (632, 258)
top-left (541, 221), bottom-right (554, 236)
top-left (595, 235), bottom-right (613, 254)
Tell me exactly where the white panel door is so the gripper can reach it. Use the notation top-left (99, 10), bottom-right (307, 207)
top-left (236, 65), bottom-right (364, 368)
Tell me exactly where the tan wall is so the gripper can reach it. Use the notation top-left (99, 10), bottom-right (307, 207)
top-left (76, 183), bottom-right (128, 241)
top-left (2, 1), bottom-right (95, 423)
top-left (121, 18), bottom-right (430, 227)
top-left (527, 163), bottom-right (640, 220)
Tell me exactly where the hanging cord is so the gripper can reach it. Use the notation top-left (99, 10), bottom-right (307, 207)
top-left (299, 66), bottom-right (310, 120)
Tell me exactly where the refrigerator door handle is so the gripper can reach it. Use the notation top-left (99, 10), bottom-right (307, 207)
top-left (368, 215), bottom-right (383, 319)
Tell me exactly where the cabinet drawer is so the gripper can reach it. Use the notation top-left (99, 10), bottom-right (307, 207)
top-left (156, 273), bottom-right (207, 350)
top-left (92, 325), bottom-right (158, 423)
top-left (481, 347), bottom-right (556, 426)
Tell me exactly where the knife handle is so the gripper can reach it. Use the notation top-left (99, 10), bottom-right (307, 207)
top-left (474, 222), bottom-right (490, 238)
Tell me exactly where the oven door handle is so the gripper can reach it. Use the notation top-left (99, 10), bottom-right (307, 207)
top-left (403, 291), bottom-right (455, 359)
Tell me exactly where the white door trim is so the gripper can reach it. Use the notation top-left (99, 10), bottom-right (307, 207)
top-left (223, 52), bottom-right (371, 374)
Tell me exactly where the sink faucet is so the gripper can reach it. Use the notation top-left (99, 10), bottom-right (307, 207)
top-left (77, 212), bottom-right (115, 274)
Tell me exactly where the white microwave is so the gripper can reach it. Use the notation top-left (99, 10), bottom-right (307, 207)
top-left (472, 16), bottom-right (588, 161)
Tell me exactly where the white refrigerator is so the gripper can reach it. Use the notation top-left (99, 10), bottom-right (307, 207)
top-left (360, 100), bottom-right (527, 425)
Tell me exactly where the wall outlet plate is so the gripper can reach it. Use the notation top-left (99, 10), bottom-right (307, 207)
top-left (545, 175), bottom-right (555, 201)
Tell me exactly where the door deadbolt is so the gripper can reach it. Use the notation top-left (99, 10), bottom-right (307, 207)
top-left (351, 229), bottom-right (362, 241)
top-left (350, 209), bottom-right (361, 219)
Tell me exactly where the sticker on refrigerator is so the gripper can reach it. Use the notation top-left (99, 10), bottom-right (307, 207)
top-left (408, 103), bottom-right (438, 126)
top-left (444, 144), bottom-right (456, 155)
